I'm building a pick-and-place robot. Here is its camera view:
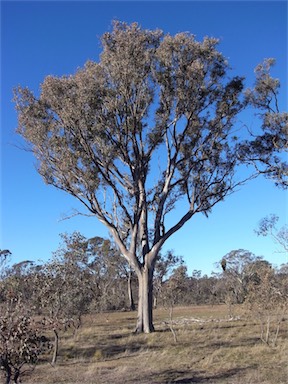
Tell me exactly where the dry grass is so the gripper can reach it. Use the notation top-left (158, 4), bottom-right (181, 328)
top-left (20, 305), bottom-right (287, 384)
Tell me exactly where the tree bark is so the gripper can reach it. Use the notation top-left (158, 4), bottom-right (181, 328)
top-left (2, 359), bottom-right (12, 384)
top-left (52, 329), bottom-right (59, 365)
top-left (13, 368), bottom-right (20, 384)
top-left (135, 265), bottom-right (155, 333)
top-left (128, 269), bottom-right (136, 311)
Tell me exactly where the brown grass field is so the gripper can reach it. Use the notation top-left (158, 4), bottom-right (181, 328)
top-left (23, 305), bottom-right (287, 384)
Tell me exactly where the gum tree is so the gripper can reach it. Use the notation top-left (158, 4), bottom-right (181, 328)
top-left (218, 249), bottom-right (263, 317)
top-left (14, 22), bottom-right (287, 333)
top-left (255, 214), bottom-right (288, 253)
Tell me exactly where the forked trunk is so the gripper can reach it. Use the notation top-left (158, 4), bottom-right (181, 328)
top-left (135, 265), bottom-right (155, 333)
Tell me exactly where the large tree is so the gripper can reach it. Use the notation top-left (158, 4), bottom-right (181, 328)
top-left (14, 21), bottom-right (287, 333)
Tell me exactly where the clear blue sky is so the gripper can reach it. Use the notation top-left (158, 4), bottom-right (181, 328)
top-left (1, 1), bottom-right (287, 275)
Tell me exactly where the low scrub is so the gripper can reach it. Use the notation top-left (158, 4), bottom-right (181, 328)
top-left (10, 305), bottom-right (287, 384)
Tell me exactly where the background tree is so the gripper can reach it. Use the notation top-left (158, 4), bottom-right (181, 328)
top-left (2, 261), bottom-right (36, 307)
top-left (0, 252), bottom-right (49, 383)
top-left (87, 235), bottom-right (133, 311)
top-left (36, 232), bottom-right (135, 316)
top-left (277, 262), bottom-right (288, 275)
top-left (0, 250), bottom-right (11, 304)
top-left (0, 296), bottom-right (50, 384)
top-left (255, 214), bottom-right (288, 254)
top-left (30, 239), bottom-right (94, 365)
top-left (216, 249), bottom-right (263, 317)
top-left (160, 264), bottom-right (189, 343)
top-left (161, 265), bottom-right (190, 309)
top-left (153, 250), bottom-right (183, 308)
top-left (0, 250), bottom-right (11, 280)
top-left (188, 270), bottom-right (217, 305)
top-left (14, 21), bottom-right (287, 333)
top-left (243, 59), bottom-right (288, 189)
top-left (197, 274), bottom-right (221, 305)
top-left (244, 262), bottom-right (288, 347)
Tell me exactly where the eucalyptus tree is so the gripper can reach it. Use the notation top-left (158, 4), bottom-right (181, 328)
top-left (14, 21), bottom-right (287, 333)
top-left (255, 214), bottom-right (288, 253)
top-left (92, 238), bottom-right (137, 311)
top-left (153, 250), bottom-right (183, 308)
top-left (51, 232), bottom-right (134, 311)
top-left (31, 235), bottom-right (96, 365)
top-left (218, 249), bottom-right (263, 314)
top-left (87, 235), bottom-right (132, 311)
top-left (244, 261), bottom-right (288, 347)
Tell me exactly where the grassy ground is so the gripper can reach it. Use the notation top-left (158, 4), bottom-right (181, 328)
top-left (22, 305), bottom-right (287, 383)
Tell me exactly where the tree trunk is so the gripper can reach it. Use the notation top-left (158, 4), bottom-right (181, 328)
top-left (128, 269), bottom-right (136, 311)
top-left (13, 368), bottom-right (20, 383)
top-left (135, 265), bottom-right (155, 333)
top-left (2, 359), bottom-right (12, 384)
top-left (52, 329), bottom-right (59, 365)
top-left (153, 295), bottom-right (158, 309)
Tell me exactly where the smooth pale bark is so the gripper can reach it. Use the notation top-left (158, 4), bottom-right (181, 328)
top-left (51, 329), bottom-right (59, 365)
top-left (135, 265), bottom-right (155, 333)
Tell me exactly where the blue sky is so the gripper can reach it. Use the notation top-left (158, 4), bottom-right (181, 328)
top-left (1, 1), bottom-right (287, 275)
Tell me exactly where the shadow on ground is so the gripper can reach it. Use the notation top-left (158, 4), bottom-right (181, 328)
top-left (146, 366), bottom-right (254, 384)
top-left (60, 332), bottom-right (161, 362)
